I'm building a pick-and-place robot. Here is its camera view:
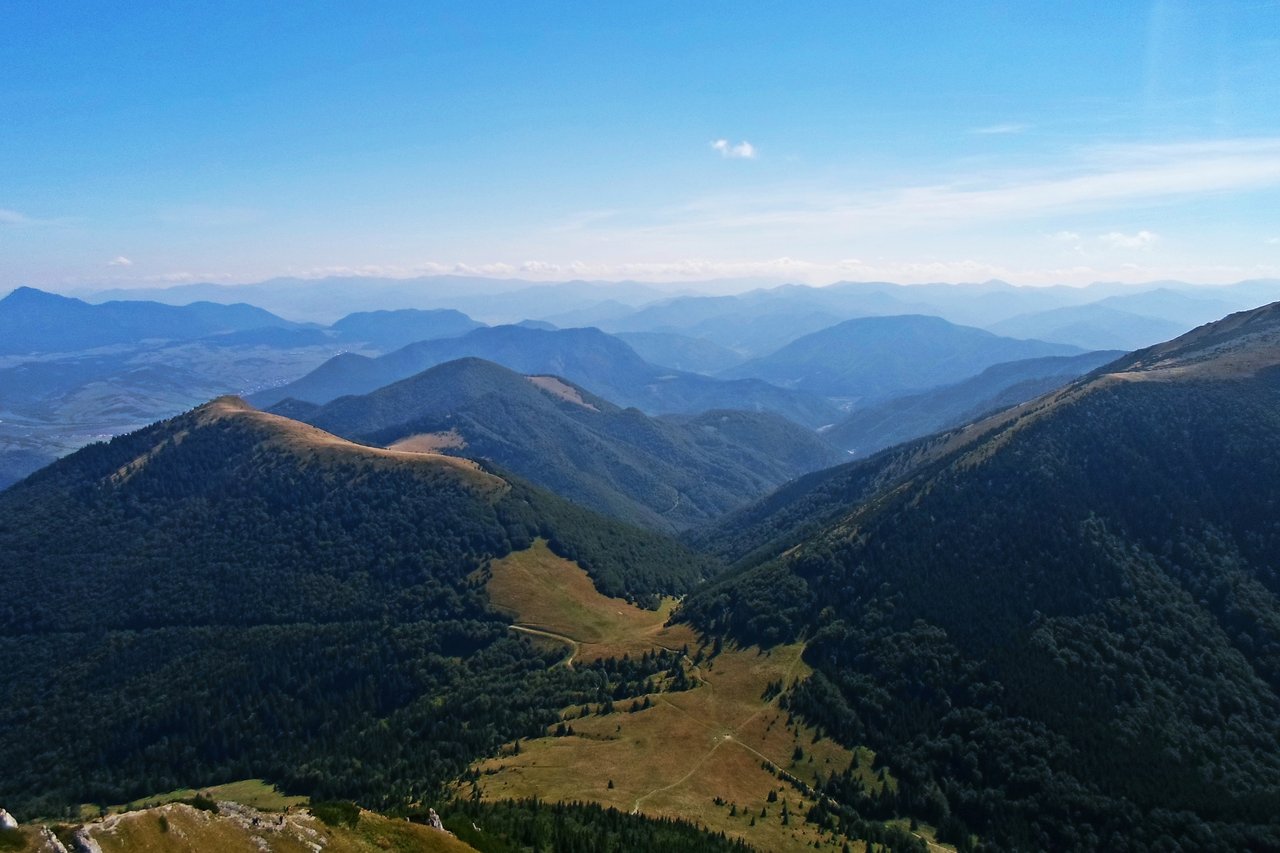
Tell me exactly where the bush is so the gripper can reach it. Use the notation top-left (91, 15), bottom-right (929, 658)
top-left (311, 800), bottom-right (360, 829)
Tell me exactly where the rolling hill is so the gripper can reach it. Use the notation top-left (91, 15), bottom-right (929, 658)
top-left (681, 302), bottom-right (1280, 849)
top-left (0, 397), bottom-right (714, 818)
top-left (274, 358), bottom-right (843, 531)
top-left (249, 325), bottom-right (841, 427)
top-left (720, 314), bottom-right (1080, 399)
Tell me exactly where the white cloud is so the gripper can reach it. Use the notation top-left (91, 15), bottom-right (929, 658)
top-left (970, 123), bottom-right (1030, 135)
top-left (0, 208), bottom-right (29, 226)
top-left (108, 256), bottom-right (133, 266)
top-left (1099, 230), bottom-right (1160, 249)
top-left (1268, 236), bottom-right (1280, 245)
top-left (1048, 230), bottom-right (1081, 242)
top-left (711, 139), bottom-right (757, 159)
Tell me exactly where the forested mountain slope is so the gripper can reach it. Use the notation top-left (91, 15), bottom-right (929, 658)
top-left (0, 398), bottom-right (712, 818)
top-left (278, 358), bottom-right (843, 531)
top-left (682, 303), bottom-right (1280, 850)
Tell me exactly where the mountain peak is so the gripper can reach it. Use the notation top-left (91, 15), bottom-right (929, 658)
top-left (1, 285), bottom-right (79, 306)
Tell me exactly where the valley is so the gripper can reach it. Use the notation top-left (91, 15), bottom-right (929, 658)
top-left (478, 541), bottom-right (945, 853)
top-left (3, 287), bottom-right (1280, 852)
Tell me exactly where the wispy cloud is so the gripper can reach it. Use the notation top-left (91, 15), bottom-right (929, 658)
top-left (108, 256), bottom-right (134, 266)
top-left (711, 139), bottom-right (757, 159)
top-left (970, 122), bottom-right (1030, 135)
top-left (0, 208), bottom-right (30, 226)
top-left (1048, 230), bottom-right (1082, 242)
top-left (1099, 230), bottom-right (1160, 249)
top-left (617, 138), bottom-right (1280, 235)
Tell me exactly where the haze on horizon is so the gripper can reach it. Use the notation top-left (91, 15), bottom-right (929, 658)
top-left (3, 1), bottom-right (1279, 292)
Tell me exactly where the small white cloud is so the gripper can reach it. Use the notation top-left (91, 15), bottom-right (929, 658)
top-left (970, 123), bottom-right (1030, 135)
top-left (0, 208), bottom-right (30, 226)
top-left (711, 139), bottom-right (757, 159)
top-left (1048, 230), bottom-right (1081, 242)
top-left (108, 256), bottom-right (133, 266)
top-left (1267, 236), bottom-right (1280, 245)
top-left (1099, 230), bottom-right (1160, 249)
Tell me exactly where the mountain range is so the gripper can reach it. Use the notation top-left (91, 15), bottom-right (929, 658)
top-left (249, 324), bottom-right (843, 428)
top-left (720, 314), bottom-right (1081, 398)
top-left (272, 357), bottom-right (843, 531)
top-left (822, 349), bottom-right (1124, 456)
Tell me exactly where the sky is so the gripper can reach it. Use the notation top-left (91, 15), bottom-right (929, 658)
top-left (3, 1), bottom-right (1280, 290)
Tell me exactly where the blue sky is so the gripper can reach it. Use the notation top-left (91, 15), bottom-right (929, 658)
top-left (3, 1), bottom-right (1279, 289)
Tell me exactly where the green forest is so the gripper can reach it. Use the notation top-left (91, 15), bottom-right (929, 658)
top-left (0, 403), bottom-right (708, 818)
top-left (683, 375), bottom-right (1280, 850)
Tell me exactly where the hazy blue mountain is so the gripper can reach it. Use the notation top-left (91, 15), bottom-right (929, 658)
top-left (721, 314), bottom-right (1080, 398)
top-left (329, 308), bottom-right (483, 351)
top-left (822, 350), bottom-right (1124, 456)
top-left (0, 287), bottom-right (297, 355)
top-left (84, 275), bottom-right (700, 324)
top-left (250, 325), bottom-right (842, 427)
top-left (987, 303), bottom-right (1188, 350)
top-left (614, 331), bottom-right (747, 373)
top-left (683, 303), bottom-right (1280, 849)
top-left (600, 285), bottom-right (925, 355)
top-left (279, 357), bottom-right (843, 530)
top-left (1095, 287), bottom-right (1245, 326)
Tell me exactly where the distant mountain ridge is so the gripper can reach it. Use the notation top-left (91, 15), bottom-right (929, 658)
top-left (276, 357), bottom-right (844, 531)
top-left (822, 349), bottom-right (1124, 456)
top-left (721, 314), bottom-right (1081, 398)
top-left (0, 286), bottom-right (298, 355)
top-left (250, 325), bottom-right (843, 427)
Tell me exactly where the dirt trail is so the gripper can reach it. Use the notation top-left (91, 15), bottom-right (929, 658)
top-left (508, 625), bottom-right (579, 668)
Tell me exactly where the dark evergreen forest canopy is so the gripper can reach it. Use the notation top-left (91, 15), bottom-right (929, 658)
top-left (681, 303), bottom-right (1280, 850)
top-left (0, 397), bottom-right (711, 817)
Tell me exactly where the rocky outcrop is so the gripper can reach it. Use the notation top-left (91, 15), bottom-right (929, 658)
top-left (69, 827), bottom-right (103, 853)
top-left (0, 808), bottom-right (17, 829)
top-left (37, 827), bottom-right (70, 853)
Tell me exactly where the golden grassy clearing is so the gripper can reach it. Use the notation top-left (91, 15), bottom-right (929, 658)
top-left (388, 429), bottom-right (468, 453)
top-left (479, 540), bottom-right (925, 851)
top-left (486, 538), bottom-right (693, 662)
top-left (527, 375), bottom-right (599, 410)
